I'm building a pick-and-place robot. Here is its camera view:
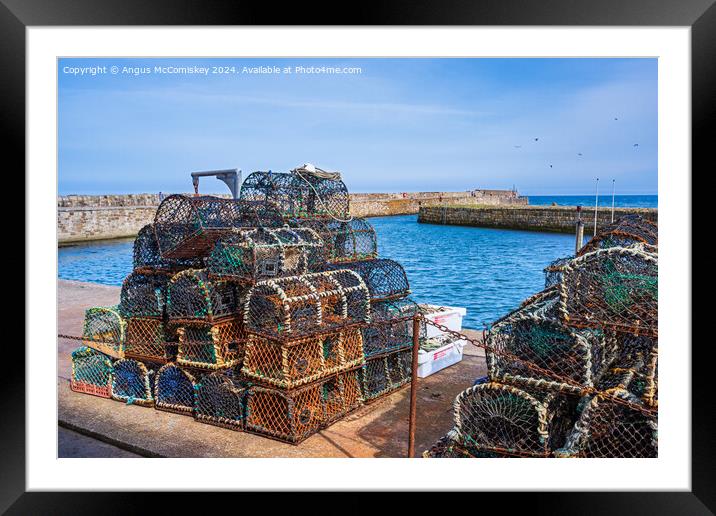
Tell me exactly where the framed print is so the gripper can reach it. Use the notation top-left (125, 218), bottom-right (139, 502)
top-left (4, 0), bottom-right (711, 511)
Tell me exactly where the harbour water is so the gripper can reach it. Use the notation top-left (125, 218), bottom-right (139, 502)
top-left (57, 195), bottom-right (656, 329)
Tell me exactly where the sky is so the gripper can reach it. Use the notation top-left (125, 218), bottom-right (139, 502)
top-left (58, 58), bottom-right (657, 196)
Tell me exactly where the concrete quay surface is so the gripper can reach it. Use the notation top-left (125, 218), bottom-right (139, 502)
top-left (58, 279), bottom-right (486, 458)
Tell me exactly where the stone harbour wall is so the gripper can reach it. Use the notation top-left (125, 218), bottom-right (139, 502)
top-left (418, 205), bottom-right (658, 234)
top-left (57, 190), bottom-right (527, 243)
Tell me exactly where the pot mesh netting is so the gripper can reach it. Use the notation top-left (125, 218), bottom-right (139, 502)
top-left (154, 363), bottom-right (196, 415)
top-left (297, 218), bottom-right (377, 264)
top-left (324, 258), bottom-right (410, 302)
top-left (111, 358), bottom-right (155, 406)
top-left (70, 346), bottom-right (113, 398)
top-left (167, 269), bottom-right (244, 323)
top-left (239, 170), bottom-right (350, 221)
top-left (206, 227), bottom-right (324, 283)
top-left (194, 371), bottom-right (247, 430)
top-left (558, 246), bottom-right (658, 336)
top-left (486, 290), bottom-right (615, 392)
top-left (243, 269), bottom-right (370, 339)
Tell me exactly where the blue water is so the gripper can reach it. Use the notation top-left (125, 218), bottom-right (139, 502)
top-left (528, 194), bottom-right (657, 209)
top-left (57, 194), bottom-right (656, 329)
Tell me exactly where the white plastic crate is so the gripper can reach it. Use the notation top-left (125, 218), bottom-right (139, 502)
top-left (417, 334), bottom-right (466, 378)
top-left (420, 304), bottom-right (467, 338)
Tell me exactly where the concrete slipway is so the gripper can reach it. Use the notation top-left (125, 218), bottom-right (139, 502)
top-left (58, 280), bottom-right (487, 458)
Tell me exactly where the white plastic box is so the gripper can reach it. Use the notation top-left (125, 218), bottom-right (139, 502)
top-left (417, 335), bottom-right (467, 378)
top-left (417, 304), bottom-right (468, 378)
top-left (420, 305), bottom-right (467, 338)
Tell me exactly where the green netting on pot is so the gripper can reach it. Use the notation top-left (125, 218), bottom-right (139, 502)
top-left (167, 269), bottom-right (245, 323)
top-left (206, 226), bottom-right (324, 283)
top-left (243, 269), bottom-right (370, 339)
top-left (558, 246), bottom-right (658, 337)
top-left (70, 346), bottom-right (113, 398)
top-left (154, 363), bottom-right (196, 415)
top-left (124, 317), bottom-right (172, 363)
top-left (362, 298), bottom-right (425, 357)
top-left (578, 214), bottom-right (657, 256)
top-left (194, 371), bottom-right (248, 431)
top-left (133, 224), bottom-right (202, 273)
top-left (453, 382), bottom-right (554, 457)
top-left (119, 271), bottom-right (169, 318)
top-left (239, 170), bottom-right (350, 221)
top-left (321, 370), bottom-right (364, 425)
top-left (110, 358), bottom-right (154, 406)
top-left (554, 394), bottom-right (657, 458)
top-left (486, 291), bottom-right (616, 393)
top-left (82, 306), bottom-right (126, 359)
top-left (296, 218), bottom-right (377, 264)
top-left (360, 348), bottom-right (412, 401)
top-left (325, 258), bottom-right (410, 302)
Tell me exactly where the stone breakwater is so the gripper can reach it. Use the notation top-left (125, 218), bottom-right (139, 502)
top-left (58, 190), bottom-right (526, 243)
top-left (418, 205), bottom-right (657, 234)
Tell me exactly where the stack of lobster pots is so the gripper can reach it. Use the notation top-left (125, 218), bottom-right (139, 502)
top-left (70, 168), bottom-right (422, 445)
top-left (424, 214), bottom-right (658, 458)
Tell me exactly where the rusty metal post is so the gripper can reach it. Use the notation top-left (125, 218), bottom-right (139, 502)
top-left (408, 315), bottom-right (421, 458)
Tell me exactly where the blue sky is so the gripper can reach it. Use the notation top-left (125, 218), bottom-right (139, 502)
top-left (58, 58), bottom-right (657, 196)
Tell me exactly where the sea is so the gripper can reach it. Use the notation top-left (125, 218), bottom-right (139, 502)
top-left (57, 194), bottom-right (657, 329)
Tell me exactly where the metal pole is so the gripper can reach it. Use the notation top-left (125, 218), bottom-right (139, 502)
top-left (593, 177), bottom-right (600, 236)
top-left (575, 206), bottom-right (584, 254)
top-left (611, 179), bottom-right (616, 223)
top-left (408, 315), bottom-right (421, 458)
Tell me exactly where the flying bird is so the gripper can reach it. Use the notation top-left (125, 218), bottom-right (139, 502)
top-left (633, 143), bottom-right (639, 147)
top-left (614, 117), bottom-right (618, 120)
top-left (549, 164), bottom-right (553, 168)
top-left (514, 145), bottom-right (522, 149)
top-left (534, 138), bottom-right (539, 141)
top-left (577, 153), bottom-right (583, 156)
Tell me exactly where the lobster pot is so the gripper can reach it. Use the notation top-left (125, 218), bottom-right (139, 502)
top-left (82, 306), bottom-right (126, 359)
top-left (241, 328), bottom-right (364, 389)
top-left (298, 218), bottom-right (377, 264)
top-left (322, 370), bottom-right (363, 425)
top-left (452, 382), bottom-right (576, 457)
top-left (119, 271), bottom-right (168, 318)
top-left (206, 227), bottom-right (324, 283)
top-left (326, 258), bottom-right (410, 302)
top-left (555, 395), bottom-right (657, 458)
top-left (363, 298), bottom-right (424, 358)
top-left (194, 372), bottom-right (248, 430)
top-left (154, 363), bottom-right (197, 415)
top-left (167, 269), bottom-right (244, 323)
top-left (70, 346), bottom-right (113, 398)
top-left (245, 382), bottom-right (324, 444)
top-left (486, 292), bottom-right (615, 393)
top-left (154, 195), bottom-right (283, 260)
top-left (543, 256), bottom-right (572, 289)
top-left (578, 214), bottom-right (658, 256)
top-left (125, 317), bottom-right (172, 363)
top-left (360, 348), bottom-right (412, 401)
top-left (111, 359), bottom-right (155, 406)
top-left (239, 170), bottom-right (350, 221)
top-left (558, 246), bottom-right (658, 337)
top-left (176, 318), bottom-right (246, 370)
top-left (244, 269), bottom-right (370, 339)
top-left (133, 224), bottom-right (202, 273)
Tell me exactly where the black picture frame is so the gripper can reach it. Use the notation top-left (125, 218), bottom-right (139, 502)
top-left (4, 0), bottom-right (709, 512)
